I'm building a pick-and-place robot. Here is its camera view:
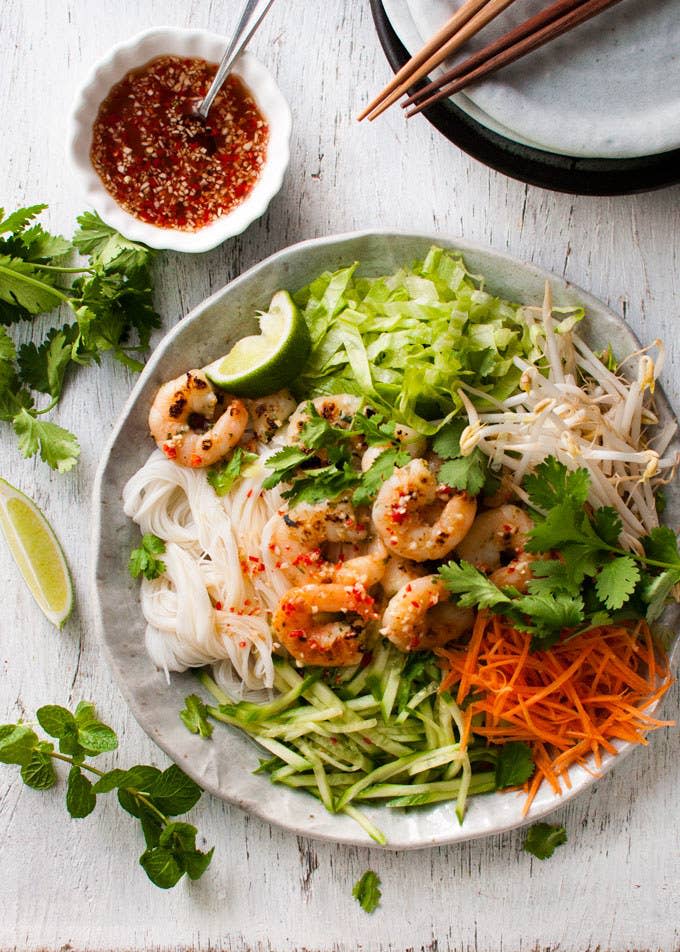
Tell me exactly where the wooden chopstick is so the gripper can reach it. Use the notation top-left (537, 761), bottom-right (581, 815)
top-left (359, 0), bottom-right (519, 122)
top-left (402, 0), bottom-right (591, 109)
top-left (404, 0), bottom-right (626, 117)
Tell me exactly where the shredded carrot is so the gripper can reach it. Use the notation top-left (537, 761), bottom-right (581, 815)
top-left (437, 617), bottom-right (674, 813)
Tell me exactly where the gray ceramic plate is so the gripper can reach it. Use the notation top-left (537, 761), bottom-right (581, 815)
top-left (92, 232), bottom-right (679, 849)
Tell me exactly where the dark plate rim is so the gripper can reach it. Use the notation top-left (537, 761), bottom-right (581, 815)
top-left (370, 0), bottom-right (680, 196)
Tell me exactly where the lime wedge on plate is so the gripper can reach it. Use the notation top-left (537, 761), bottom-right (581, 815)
top-left (205, 290), bottom-right (311, 397)
top-left (0, 477), bottom-right (73, 629)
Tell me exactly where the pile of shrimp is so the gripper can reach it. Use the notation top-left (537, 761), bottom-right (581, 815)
top-left (126, 370), bottom-right (539, 686)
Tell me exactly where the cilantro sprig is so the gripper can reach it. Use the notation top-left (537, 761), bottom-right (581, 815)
top-left (0, 701), bottom-right (212, 889)
top-left (440, 457), bottom-right (680, 646)
top-left (129, 533), bottom-right (166, 581)
top-left (352, 870), bottom-right (382, 913)
top-left (523, 822), bottom-right (568, 860)
top-left (432, 419), bottom-right (491, 496)
top-left (0, 205), bottom-right (159, 471)
top-left (263, 404), bottom-right (411, 508)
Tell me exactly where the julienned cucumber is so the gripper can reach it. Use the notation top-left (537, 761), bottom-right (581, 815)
top-left (192, 646), bottom-right (499, 844)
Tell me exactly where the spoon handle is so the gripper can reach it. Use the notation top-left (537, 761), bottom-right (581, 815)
top-left (197, 0), bottom-right (278, 119)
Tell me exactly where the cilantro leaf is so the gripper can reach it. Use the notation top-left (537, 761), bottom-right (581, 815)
top-left (262, 446), bottom-right (310, 489)
top-left (12, 408), bottom-right (80, 472)
top-left (523, 822), bottom-right (567, 860)
top-left (524, 457), bottom-right (590, 510)
top-left (129, 533), bottom-right (166, 580)
top-left (432, 420), bottom-right (464, 459)
top-left (207, 448), bottom-right (257, 496)
top-left (591, 507), bottom-right (623, 547)
top-left (643, 526), bottom-right (680, 567)
top-left (495, 742), bottom-right (535, 789)
top-left (74, 210), bottom-right (155, 273)
top-left (439, 451), bottom-right (486, 496)
top-left (350, 411), bottom-right (396, 446)
top-left (18, 324), bottom-right (79, 398)
top-left (595, 556), bottom-right (640, 610)
top-left (352, 870), bottom-right (381, 913)
top-left (180, 695), bottom-right (213, 738)
top-left (512, 593), bottom-right (585, 646)
top-left (0, 255), bottom-right (67, 315)
top-left (352, 447), bottom-right (410, 507)
top-left (0, 204), bottom-right (48, 234)
top-left (439, 561), bottom-right (511, 610)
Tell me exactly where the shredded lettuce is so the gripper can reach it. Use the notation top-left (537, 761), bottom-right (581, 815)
top-left (294, 246), bottom-right (581, 434)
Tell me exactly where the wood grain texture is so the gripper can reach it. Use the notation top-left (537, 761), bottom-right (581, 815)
top-left (1, 1), bottom-right (680, 950)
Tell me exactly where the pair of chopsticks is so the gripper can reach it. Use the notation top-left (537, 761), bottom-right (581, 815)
top-left (359, 0), bottom-right (625, 121)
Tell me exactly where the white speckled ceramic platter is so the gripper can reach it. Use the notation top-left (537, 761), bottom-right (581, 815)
top-left (92, 232), bottom-right (679, 848)
top-left (382, 0), bottom-right (680, 159)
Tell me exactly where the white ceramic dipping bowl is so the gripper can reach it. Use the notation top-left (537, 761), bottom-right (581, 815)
top-left (68, 27), bottom-right (292, 253)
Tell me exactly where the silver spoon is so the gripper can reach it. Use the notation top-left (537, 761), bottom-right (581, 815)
top-left (196, 0), bottom-right (279, 120)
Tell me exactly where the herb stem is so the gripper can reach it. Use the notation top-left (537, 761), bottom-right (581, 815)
top-left (34, 264), bottom-right (94, 275)
top-left (49, 751), bottom-right (106, 777)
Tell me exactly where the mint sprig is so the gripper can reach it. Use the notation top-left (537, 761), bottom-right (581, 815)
top-left (0, 701), bottom-right (212, 889)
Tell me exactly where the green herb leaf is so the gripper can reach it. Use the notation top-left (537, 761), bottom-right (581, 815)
top-left (352, 870), bottom-right (382, 913)
top-left (0, 724), bottom-right (39, 765)
top-left (207, 447), bottom-right (258, 496)
top-left (150, 764), bottom-right (202, 815)
top-left (439, 561), bottom-right (511, 610)
top-left (129, 533), bottom-right (166, 580)
top-left (21, 748), bottom-right (57, 789)
top-left (180, 695), bottom-right (213, 738)
top-left (352, 447), bottom-right (410, 507)
top-left (0, 254), bottom-right (67, 316)
top-left (524, 458), bottom-right (590, 511)
top-left (13, 408), bottom-right (80, 472)
top-left (591, 507), bottom-right (623, 547)
top-left (438, 452), bottom-right (486, 496)
top-left (642, 568), bottom-right (680, 623)
top-left (74, 211), bottom-right (155, 273)
top-left (119, 764), bottom-right (162, 794)
top-left (18, 324), bottom-right (78, 399)
top-left (37, 705), bottom-right (76, 739)
top-left (495, 742), bottom-right (535, 789)
top-left (595, 556), bottom-right (640, 610)
top-left (643, 526), bottom-right (680, 566)
top-left (523, 822), bottom-right (568, 860)
top-left (91, 768), bottom-right (129, 793)
top-left (77, 721), bottom-right (119, 755)
top-left (0, 204), bottom-right (48, 235)
top-left (139, 847), bottom-right (184, 889)
top-left (66, 765), bottom-right (97, 818)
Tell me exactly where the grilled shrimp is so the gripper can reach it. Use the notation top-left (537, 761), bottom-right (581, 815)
top-left (148, 370), bottom-right (248, 468)
top-left (381, 575), bottom-right (474, 652)
top-left (270, 499), bottom-right (371, 584)
top-left (372, 459), bottom-right (477, 561)
top-left (381, 555), bottom-right (426, 597)
top-left (272, 582), bottom-right (378, 667)
top-left (245, 390), bottom-right (297, 443)
top-left (456, 504), bottom-right (535, 592)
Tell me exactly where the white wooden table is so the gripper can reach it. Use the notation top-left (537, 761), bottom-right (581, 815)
top-left (2, 2), bottom-right (680, 949)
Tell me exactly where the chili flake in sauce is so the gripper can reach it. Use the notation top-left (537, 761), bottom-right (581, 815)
top-left (90, 55), bottom-right (269, 231)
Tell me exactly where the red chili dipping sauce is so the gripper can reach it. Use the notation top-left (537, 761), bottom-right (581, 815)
top-left (90, 56), bottom-right (269, 231)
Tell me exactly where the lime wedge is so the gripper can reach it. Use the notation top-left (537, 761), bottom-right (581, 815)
top-left (205, 290), bottom-right (311, 397)
top-left (0, 477), bottom-right (73, 629)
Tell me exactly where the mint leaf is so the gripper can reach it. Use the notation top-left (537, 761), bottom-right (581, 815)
top-left (595, 556), bottom-right (640, 610)
top-left (139, 847), bottom-right (184, 889)
top-left (37, 705), bottom-right (76, 739)
top-left (91, 768), bottom-right (128, 793)
top-left (119, 765), bottom-right (162, 794)
top-left (183, 845), bottom-right (215, 880)
top-left (21, 748), bottom-right (57, 789)
top-left (129, 533), bottom-right (166, 580)
top-left (523, 822), bottom-right (567, 860)
top-left (180, 695), bottom-right (213, 738)
top-left (77, 721), bottom-right (118, 755)
top-left (495, 742), bottom-right (535, 789)
top-left (150, 764), bottom-right (202, 815)
top-left (0, 724), bottom-right (38, 765)
top-left (352, 870), bottom-right (381, 913)
top-left (66, 766), bottom-right (97, 818)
